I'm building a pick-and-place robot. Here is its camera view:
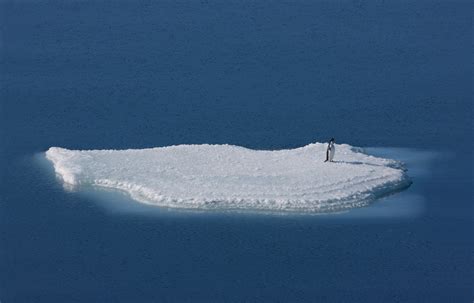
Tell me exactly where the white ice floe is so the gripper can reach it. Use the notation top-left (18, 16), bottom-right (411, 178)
top-left (45, 143), bottom-right (411, 213)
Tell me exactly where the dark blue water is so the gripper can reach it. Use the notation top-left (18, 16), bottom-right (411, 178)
top-left (1, 0), bottom-right (472, 302)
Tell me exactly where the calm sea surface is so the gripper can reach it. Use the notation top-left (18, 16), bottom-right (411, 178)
top-left (1, 0), bottom-right (472, 302)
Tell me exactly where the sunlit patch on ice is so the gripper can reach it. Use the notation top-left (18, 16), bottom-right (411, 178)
top-left (45, 143), bottom-right (412, 213)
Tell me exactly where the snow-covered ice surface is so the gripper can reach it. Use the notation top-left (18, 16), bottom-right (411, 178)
top-left (45, 143), bottom-right (411, 213)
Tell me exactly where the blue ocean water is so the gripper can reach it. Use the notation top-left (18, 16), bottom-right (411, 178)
top-left (1, 0), bottom-right (472, 302)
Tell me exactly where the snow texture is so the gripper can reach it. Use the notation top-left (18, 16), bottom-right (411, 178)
top-left (45, 143), bottom-right (411, 212)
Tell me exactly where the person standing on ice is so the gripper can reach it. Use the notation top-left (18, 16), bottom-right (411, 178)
top-left (324, 138), bottom-right (335, 162)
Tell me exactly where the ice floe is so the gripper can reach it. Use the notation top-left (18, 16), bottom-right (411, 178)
top-left (45, 143), bottom-right (411, 212)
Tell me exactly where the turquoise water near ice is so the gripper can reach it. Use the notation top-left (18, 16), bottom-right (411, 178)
top-left (1, 0), bottom-right (472, 302)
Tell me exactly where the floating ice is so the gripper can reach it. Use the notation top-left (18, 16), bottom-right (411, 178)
top-left (45, 143), bottom-right (411, 213)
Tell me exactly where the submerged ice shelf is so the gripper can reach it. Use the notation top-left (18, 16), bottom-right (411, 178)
top-left (45, 143), bottom-right (411, 213)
